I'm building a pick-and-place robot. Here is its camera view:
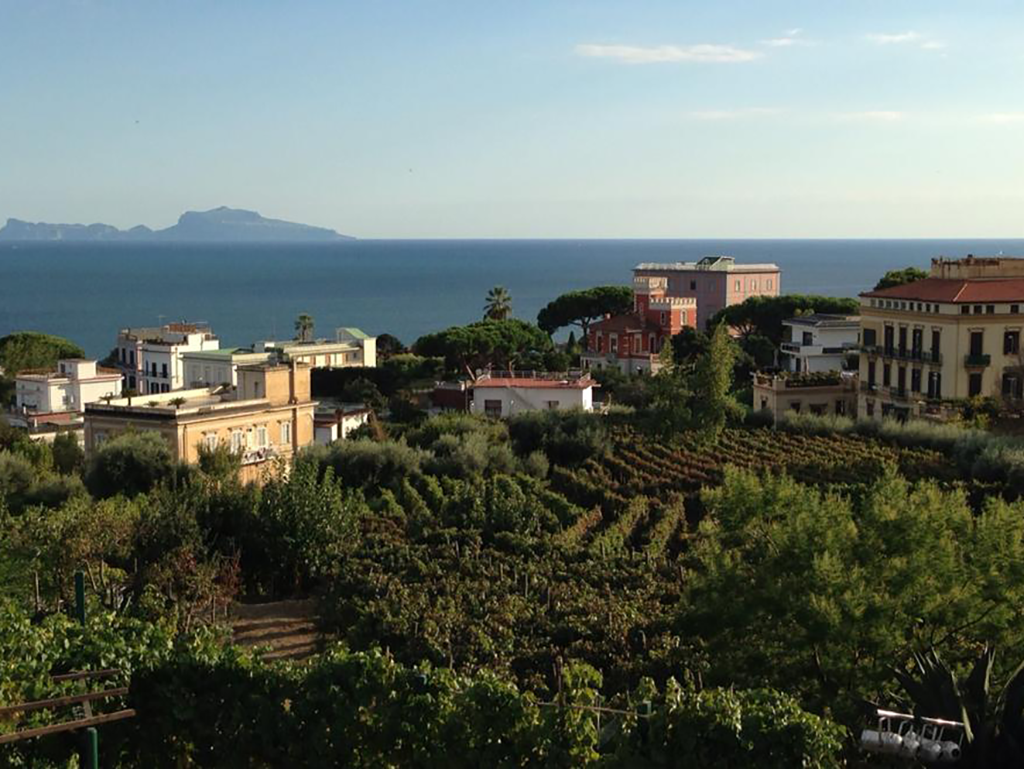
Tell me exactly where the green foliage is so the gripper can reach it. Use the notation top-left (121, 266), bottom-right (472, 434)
top-left (678, 467), bottom-right (1024, 722)
top-left (483, 285), bottom-right (513, 320)
top-left (414, 319), bottom-right (552, 377)
top-left (300, 438), bottom-right (429, 492)
top-left (196, 443), bottom-right (242, 481)
top-left (376, 332), bottom-right (405, 358)
top-left (508, 409), bottom-right (609, 466)
top-left (0, 331), bottom-right (85, 375)
top-left (709, 294), bottom-right (859, 343)
top-left (85, 431), bottom-right (178, 498)
top-left (294, 312), bottom-right (315, 342)
top-left (536, 286), bottom-right (634, 348)
top-left (51, 431), bottom-right (84, 475)
top-left (874, 266), bottom-right (929, 291)
top-left (689, 323), bottom-right (743, 440)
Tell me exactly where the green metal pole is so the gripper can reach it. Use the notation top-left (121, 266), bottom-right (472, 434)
top-left (74, 571), bottom-right (86, 625)
top-left (83, 726), bottom-right (98, 769)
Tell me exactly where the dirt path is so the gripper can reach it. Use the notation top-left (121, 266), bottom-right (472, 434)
top-left (231, 598), bottom-right (321, 661)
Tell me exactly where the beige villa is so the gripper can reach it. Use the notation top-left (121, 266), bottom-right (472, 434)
top-left (84, 362), bottom-right (317, 484)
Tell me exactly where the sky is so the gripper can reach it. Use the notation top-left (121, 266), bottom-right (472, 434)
top-left (2, 0), bottom-right (1024, 238)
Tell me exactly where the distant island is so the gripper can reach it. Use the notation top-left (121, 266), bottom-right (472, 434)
top-left (0, 206), bottom-right (354, 243)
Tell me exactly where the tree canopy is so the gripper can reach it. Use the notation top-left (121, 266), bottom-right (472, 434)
top-left (874, 266), bottom-right (929, 291)
top-left (294, 313), bottom-right (315, 342)
top-left (537, 286), bottom-right (633, 348)
top-left (0, 331), bottom-right (85, 375)
top-left (708, 294), bottom-right (859, 344)
top-left (413, 318), bottom-right (552, 377)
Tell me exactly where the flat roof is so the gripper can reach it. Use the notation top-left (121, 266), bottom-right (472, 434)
top-left (784, 314), bottom-right (860, 327)
top-left (474, 377), bottom-right (596, 390)
top-left (635, 261), bottom-right (779, 273)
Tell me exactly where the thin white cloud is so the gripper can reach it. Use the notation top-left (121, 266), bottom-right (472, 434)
top-left (574, 43), bottom-right (761, 64)
top-left (920, 40), bottom-right (946, 50)
top-left (835, 111), bottom-right (906, 122)
top-left (866, 31), bottom-right (921, 45)
top-left (979, 113), bottom-right (1024, 124)
top-left (690, 108), bottom-right (782, 120)
top-left (761, 28), bottom-right (810, 47)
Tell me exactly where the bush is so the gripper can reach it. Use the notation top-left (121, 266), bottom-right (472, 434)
top-left (51, 431), bottom-right (84, 475)
top-left (85, 431), bottom-right (179, 499)
top-left (508, 409), bottom-right (608, 467)
top-left (300, 438), bottom-right (428, 492)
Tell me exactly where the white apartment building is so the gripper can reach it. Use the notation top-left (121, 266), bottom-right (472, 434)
top-left (181, 347), bottom-right (274, 388)
top-left (781, 314), bottom-right (860, 373)
top-left (259, 327), bottom-right (377, 369)
top-left (470, 374), bottom-right (596, 418)
top-left (115, 323), bottom-right (219, 393)
top-left (13, 359), bottom-right (122, 420)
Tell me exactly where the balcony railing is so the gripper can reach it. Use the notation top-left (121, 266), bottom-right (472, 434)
top-left (861, 345), bottom-right (942, 364)
top-left (964, 354), bottom-right (991, 367)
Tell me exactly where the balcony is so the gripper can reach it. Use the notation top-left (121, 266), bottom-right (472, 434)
top-left (781, 342), bottom-right (851, 356)
top-left (861, 345), bottom-right (942, 364)
top-left (964, 354), bottom-right (991, 367)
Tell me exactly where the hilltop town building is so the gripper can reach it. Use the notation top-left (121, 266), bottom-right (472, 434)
top-left (84, 362), bottom-right (316, 483)
top-left (470, 373), bottom-right (596, 418)
top-left (181, 347), bottom-right (274, 388)
top-left (781, 314), bottom-right (860, 373)
top-left (583, 277), bottom-right (696, 373)
top-left (10, 359), bottom-right (122, 438)
top-left (858, 256), bottom-right (1024, 420)
top-left (633, 255), bottom-right (781, 330)
top-left (259, 328), bottom-right (377, 369)
top-left (114, 323), bottom-right (220, 394)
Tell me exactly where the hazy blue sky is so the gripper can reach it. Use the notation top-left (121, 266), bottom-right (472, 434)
top-left (3, 0), bottom-right (1024, 237)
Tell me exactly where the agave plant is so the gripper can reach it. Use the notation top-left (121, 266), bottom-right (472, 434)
top-left (892, 646), bottom-right (1024, 767)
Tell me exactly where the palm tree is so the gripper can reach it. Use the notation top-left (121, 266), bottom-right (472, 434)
top-left (484, 286), bottom-right (512, 320)
top-left (294, 313), bottom-right (315, 343)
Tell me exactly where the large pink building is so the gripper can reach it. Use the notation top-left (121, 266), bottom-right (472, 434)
top-left (633, 255), bottom-right (781, 330)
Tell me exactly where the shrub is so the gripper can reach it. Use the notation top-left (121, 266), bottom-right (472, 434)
top-left (301, 438), bottom-right (428, 492)
top-left (85, 431), bottom-right (178, 499)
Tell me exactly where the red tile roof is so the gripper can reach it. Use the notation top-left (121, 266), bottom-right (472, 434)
top-left (591, 313), bottom-right (661, 334)
top-left (862, 278), bottom-right (1024, 303)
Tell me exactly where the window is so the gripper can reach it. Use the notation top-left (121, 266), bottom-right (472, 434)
top-left (810, 403), bottom-right (827, 415)
top-left (917, 303), bottom-right (923, 312)
top-left (94, 431), bottom-right (107, 446)
top-left (863, 328), bottom-right (877, 347)
top-left (835, 399), bottom-right (846, 416)
top-left (911, 328), bottom-right (923, 357)
top-left (961, 306), bottom-right (970, 315)
top-left (766, 279), bottom-right (773, 290)
top-left (1005, 331), bottom-right (1020, 355)
top-left (867, 361), bottom-right (877, 386)
top-left (866, 400), bottom-right (875, 417)
top-left (280, 421), bottom-right (292, 445)
top-left (884, 326), bottom-right (894, 355)
top-left (751, 280), bottom-right (758, 291)
top-left (1013, 304), bottom-right (1021, 315)
top-left (970, 331), bottom-right (984, 357)
top-left (546, 400), bottom-right (559, 410)
top-left (484, 399), bottom-right (502, 418)
top-left (689, 280), bottom-right (696, 290)
top-left (230, 430), bottom-right (244, 453)
top-left (790, 401), bottom-right (802, 413)
top-left (120, 348), bottom-right (126, 362)
top-left (925, 304), bottom-right (931, 313)
top-left (1003, 373), bottom-right (1023, 399)
top-left (204, 434), bottom-right (218, 451)
top-left (987, 305), bottom-right (996, 315)
top-left (256, 426), bottom-right (268, 447)
top-left (911, 368), bottom-right (922, 393)
top-left (802, 331), bottom-right (813, 345)
top-left (969, 372), bottom-right (983, 398)
top-left (883, 363), bottom-right (891, 387)
top-left (760, 397), bottom-right (768, 411)
top-left (649, 333), bottom-right (656, 351)
top-left (129, 350), bottom-right (135, 365)
top-left (974, 305), bottom-right (983, 314)
top-left (161, 363), bottom-right (168, 379)
top-left (898, 326), bottom-right (907, 356)
top-left (734, 280), bottom-right (741, 291)
top-left (610, 335), bottom-right (618, 353)
top-left (897, 366), bottom-right (906, 396)
top-left (927, 371), bottom-right (942, 399)
top-left (660, 311), bottom-right (667, 326)
top-left (931, 329), bottom-right (941, 362)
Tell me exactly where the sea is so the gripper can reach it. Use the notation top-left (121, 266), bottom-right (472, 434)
top-left (3, 239), bottom-right (1024, 358)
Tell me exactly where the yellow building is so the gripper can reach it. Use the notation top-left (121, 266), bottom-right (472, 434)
top-left (858, 256), bottom-right (1024, 420)
top-left (84, 362), bottom-right (316, 483)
